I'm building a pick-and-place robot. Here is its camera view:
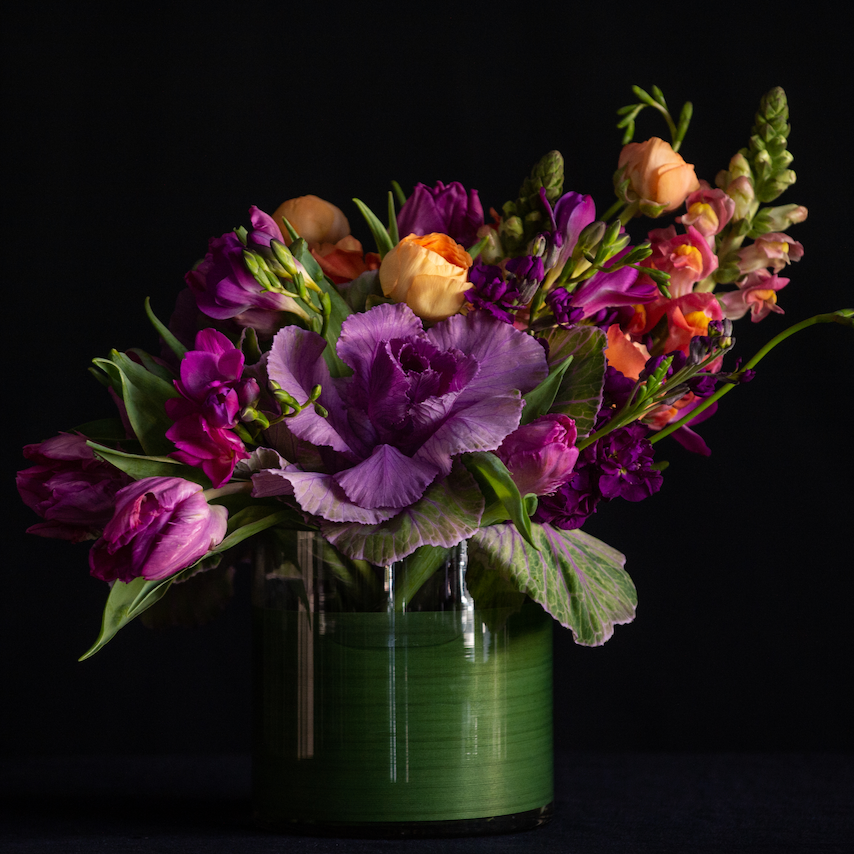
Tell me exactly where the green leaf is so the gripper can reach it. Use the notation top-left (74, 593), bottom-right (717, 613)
top-left (393, 545), bottom-right (451, 611)
top-left (92, 350), bottom-right (179, 455)
top-left (461, 452), bottom-right (538, 550)
top-left (352, 198), bottom-right (395, 257)
top-left (72, 418), bottom-right (130, 443)
top-left (145, 297), bottom-right (188, 360)
top-left (86, 442), bottom-right (212, 486)
top-left (387, 191), bottom-right (400, 246)
top-left (469, 523), bottom-right (635, 646)
top-left (215, 508), bottom-right (300, 552)
top-left (391, 180), bottom-right (407, 208)
top-left (521, 355), bottom-right (574, 425)
top-left (539, 325), bottom-right (606, 438)
top-left (279, 215), bottom-right (301, 244)
top-left (289, 239), bottom-right (353, 379)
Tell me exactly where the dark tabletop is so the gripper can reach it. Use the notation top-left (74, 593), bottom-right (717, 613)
top-left (2, 752), bottom-right (851, 853)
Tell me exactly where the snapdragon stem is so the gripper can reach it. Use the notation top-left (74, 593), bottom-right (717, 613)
top-left (650, 311), bottom-right (853, 445)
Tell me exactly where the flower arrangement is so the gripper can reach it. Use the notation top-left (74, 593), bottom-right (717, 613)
top-left (17, 86), bottom-right (851, 658)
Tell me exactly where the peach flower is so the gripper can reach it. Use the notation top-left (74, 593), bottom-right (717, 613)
top-left (604, 324), bottom-right (651, 380)
top-left (618, 138), bottom-right (700, 213)
top-left (311, 235), bottom-right (381, 285)
top-left (379, 233), bottom-right (473, 322)
top-left (272, 195), bottom-right (350, 245)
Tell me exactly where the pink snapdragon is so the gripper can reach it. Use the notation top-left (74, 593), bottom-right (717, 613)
top-left (737, 233), bottom-right (804, 274)
top-left (719, 270), bottom-right (789, 322)
top-left (641, 225), bottom-right (718, 298)
top-left (630, 292), bottom-right (724, 357)
top-left (678, 182), bottom-right (735, 237)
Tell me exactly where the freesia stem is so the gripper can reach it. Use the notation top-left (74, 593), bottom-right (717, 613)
top-left (650, 310), bottom-right (853, 445)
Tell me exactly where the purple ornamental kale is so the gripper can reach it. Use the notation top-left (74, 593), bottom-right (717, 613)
top-left (397, 181), bottom-right (484, 247)
top-left (253, 302), bottom-right (548, 557)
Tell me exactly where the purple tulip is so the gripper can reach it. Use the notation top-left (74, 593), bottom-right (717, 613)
top-left (496, 415), bottom-right (579, 496)
top-left (397, 181), bottom-right (484, 247)
top-left (89, 477), bottom-right (228, 584)
top-left (17, 433), bottom-right (131, 542)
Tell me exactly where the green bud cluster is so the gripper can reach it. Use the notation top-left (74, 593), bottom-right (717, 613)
top-left (740, 86), bottom-right (796, 203)
top-left (269, 381), bottom-right (327, 419)
top-left (500, 151), bottom-right (565, 254)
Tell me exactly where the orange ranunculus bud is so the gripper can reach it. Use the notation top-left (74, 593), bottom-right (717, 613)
top-left (618, 138), bottom-right (700, 213)
top-left (379, 233), bottom-right (473, 322)
top-left (272, 195), bottom-right (351, 245)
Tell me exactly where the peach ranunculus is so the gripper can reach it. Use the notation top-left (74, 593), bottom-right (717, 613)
top-left (272, 195), bottom-right (351, 245)
top-left (618, 138), bottom-right (700, 214)
top-left (379, 233), bottom-right (473, 322)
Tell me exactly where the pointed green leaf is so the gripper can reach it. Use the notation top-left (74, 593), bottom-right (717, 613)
top-left (521, 355), bottom-right (574, 424)
top-left (461, 451), bottom-right (537, 550)
top-left (145, 297), bottom-right (188, 360)
top-left (86, 442), bottom-right (212, 486)
top-left (353, 198), bottom-right (395, 257)
top-left (73, 418), bottom-right (130, 443)
top-left (279, 215), bottom-right (301, 244)
top-left (215, 508), bottom-right (300, 552)
top-left (394, 545), bottom-right (451, 611)
top-left (469, 523), bottom-right (634, 646)
top-left (387, 191), bottom-right (400, 246)
top-left (391, 180), bottom-right (407, 208)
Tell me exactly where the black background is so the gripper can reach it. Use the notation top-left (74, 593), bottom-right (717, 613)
top-left (5, 5), bottom-right (852, 765)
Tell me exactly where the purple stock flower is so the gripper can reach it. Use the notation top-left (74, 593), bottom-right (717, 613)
top-left (534, 423), bottom-right (662, 529)
top-left (186, 206), bottom-right (304, 329)
top-left (89, 477), bottom-right (228, 584)
top-left (397, 181), bottom-right (484, 247)
top-left (496, 414), bottom-right (579, 496)
top-left (464, 263), bottom-right (522, 323)
top-left (17, 433), bottom-right (131, 543)
top-left (254, 302), bottom-right (548, 553)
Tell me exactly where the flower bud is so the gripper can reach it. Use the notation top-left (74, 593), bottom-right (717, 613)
top-left (496, 415), bottom-right (579, 497)
top-left (272, 195), bottom-right (350, 245)
top-left (89, 477), bottom-right (228, 584)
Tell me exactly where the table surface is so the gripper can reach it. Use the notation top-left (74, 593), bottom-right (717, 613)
top-left (2, 752), bottom-right (851, 853)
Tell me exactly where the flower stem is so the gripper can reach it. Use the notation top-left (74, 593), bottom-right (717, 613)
top-left (650, 310), bottom-right (853, 445)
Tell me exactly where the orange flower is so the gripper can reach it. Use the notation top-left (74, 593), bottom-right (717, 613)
top-left (379, 233), bottom-right (473, 322)
top-left (272, 195), bottom-right (350, 245)
top-left (603, 324), bottom-right (651, 380)
top-left (311, 236), bottom-right (380, 285)
top-left (618, 138), bottom-right (700, 213)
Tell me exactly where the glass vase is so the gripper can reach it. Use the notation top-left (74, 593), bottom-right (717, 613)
top-left (251, 530), bottom-right (553, 837)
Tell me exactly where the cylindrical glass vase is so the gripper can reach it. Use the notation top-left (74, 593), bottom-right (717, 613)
top-left (251, 530), bottom-right (553, 837)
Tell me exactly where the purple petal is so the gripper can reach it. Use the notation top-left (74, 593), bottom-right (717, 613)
top-left (334, 444), bottom-right (439, 510)
top-left (267, 325), bottom-right (354, 455)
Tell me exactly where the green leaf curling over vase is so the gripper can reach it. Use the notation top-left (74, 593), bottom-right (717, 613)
top-left (252, 531), bottom-right (554, 837)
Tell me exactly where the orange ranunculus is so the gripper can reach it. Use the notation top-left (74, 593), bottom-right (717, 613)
top-left (272, 195), bottom-right (350, 245)
top-left (379, 233), bottom-right (473, 322)
top-left (618, 138), bottom-right (700, 213)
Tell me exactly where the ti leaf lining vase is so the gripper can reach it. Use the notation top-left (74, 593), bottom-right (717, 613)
top-left (251, 530), bottom-right (554, 837)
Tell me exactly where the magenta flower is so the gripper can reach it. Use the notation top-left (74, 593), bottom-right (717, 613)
top-left (397, 181), bottom-right (484, 247)
top-left (89, 477), bottom-right (228, 584)
top-left (166, 413), bottom-right (250, 488)
top-left (496, 414), bottom-right (579, 496)
top-left (17, 433), bottom-right (131, 543)
top-left (166, 329), bottom-right (257, 428)
top-left (254, 303), bottom-right (548, 549)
